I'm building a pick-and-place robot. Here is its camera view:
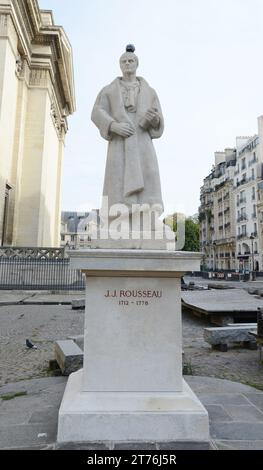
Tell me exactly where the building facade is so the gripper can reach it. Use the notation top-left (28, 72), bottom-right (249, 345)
top-left (200, 149), bottom-right (237, 270)
top-left (200, 116), bottom-right (263, 272)
top-left (61, 211), bottom-right (99, 249)
top-left (0, 0), bottom-right (75, 247)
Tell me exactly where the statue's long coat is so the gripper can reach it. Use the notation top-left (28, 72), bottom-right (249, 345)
top-left (91, 77), bottom-right (164, 212)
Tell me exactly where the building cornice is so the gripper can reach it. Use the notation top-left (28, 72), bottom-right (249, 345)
top-left (0, 0), bottom-right (75, 116)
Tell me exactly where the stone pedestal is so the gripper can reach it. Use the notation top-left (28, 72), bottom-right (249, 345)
top-left (57, 250), bottom-right (209, 445)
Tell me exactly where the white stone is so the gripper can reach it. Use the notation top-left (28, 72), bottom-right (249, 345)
top-left (57, 249), bottom-right (209, 444)
top-left (58, 369), bottom-right (209, 443)
top-left (82, 276), bottom-right (182, 392)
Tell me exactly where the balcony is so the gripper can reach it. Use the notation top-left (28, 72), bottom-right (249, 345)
top-left (237, 234), bottom-right (247, 240)
top-left (237, 197), bottom-right (246, 207)
top-left (237, 214), bottom-right (248, 222)
top-left (249, 157), bottom-right (258, 167)
top-left (236, 178), bottom-right (247, 188)
top-left (251, 231), bottom-right (258, 237)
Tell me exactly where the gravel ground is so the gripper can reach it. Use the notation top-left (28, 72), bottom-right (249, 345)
top-left (182, 309), bottom-right (263, 389)
top-left (0, 305), bottom-right (84, 386)
top-left (0, 302), bottom-right (262, 390)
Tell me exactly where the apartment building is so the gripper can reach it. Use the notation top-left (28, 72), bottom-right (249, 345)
top-left (200, 116), bottom-right (263, 272)
top-left (200, 149), bottom-right (236, 270)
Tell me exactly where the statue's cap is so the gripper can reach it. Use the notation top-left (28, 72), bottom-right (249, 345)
top-left (126, 44), bottom-right (135, 53)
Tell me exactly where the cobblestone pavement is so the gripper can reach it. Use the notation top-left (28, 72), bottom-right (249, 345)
top-left (0, 302), bottom-right (263, 390)
top-left (0, 305), bottom-right (84, 387)
top-left (183, 309), bottom-right (263, 389)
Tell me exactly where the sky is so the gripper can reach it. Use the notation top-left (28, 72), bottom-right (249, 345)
top-left (39, 0), bottom-right (263, 217)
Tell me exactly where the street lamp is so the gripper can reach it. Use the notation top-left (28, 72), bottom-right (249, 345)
top-left (250, 234), bottom-right (255, 281)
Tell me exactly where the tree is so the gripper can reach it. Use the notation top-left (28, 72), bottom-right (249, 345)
top-left (183, 216), bottom-right (200, 252)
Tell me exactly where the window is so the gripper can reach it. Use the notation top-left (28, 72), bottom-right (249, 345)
top-left (252, 169), bottom-right (255, 180)
top-left (61, 235), bottom-right (65, 241)
top-left (71, 235), bottom-right (75, 242)
top-left (241, 158), bottom-right (246, 170)
top-left (252, 187), bottom-right (256, 200)
top-left (254, 222), bottom-right (257, 234)
top-left (242, 225), bottom-right (246, 236)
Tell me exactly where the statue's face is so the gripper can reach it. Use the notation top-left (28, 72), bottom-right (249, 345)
top-left (120, 53), bottom-right (138, 75)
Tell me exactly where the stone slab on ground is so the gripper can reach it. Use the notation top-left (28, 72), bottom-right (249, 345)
top-left (54, 340), bottom-right (83, 376)
top-left (1, 376), bottom-right (263, 450)
top-left (204, 326), bottom-right (257, 349)
top-left (182, 289), bottom-right (263, 313)
top-left (182, 289), bottom-right (262, 325)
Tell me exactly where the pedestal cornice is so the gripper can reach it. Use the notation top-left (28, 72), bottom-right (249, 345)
top-left (70, 249), bottom-right (202, 278)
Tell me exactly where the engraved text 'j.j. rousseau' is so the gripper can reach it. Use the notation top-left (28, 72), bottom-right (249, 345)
top-left (105, 289), bottom-right (163, 298)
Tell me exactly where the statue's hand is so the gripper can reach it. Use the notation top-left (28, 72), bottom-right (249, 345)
top-left (110, 121), bottom-right (135, 138)
top-left (144, 108), bottom-right (160, 129)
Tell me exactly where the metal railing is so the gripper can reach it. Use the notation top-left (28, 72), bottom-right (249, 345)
top-left (0, 258), bottom-right (85, 291)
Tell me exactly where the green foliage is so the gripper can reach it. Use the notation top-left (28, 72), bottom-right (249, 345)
top-left (0, 391), bottom-right (27, 401)
top-left (183, 217), bottom-right (200, 252)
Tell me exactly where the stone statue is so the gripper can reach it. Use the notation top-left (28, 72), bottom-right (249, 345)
top-left (91, 45), bottom-right (175, 248)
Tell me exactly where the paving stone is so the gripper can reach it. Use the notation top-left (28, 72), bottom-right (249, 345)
top-left (210, 422), bottom-right (263, 440)
top-left (0, 423), bottom-right (57, 448)
top-left (55, 442), bottom-right (109, 450)
top-left (205, 405), bottom-right (233, 422)
top-left (215, 440), bottom-right (263, 450)
top-left (114, 442), bottom-right (157, 450)
top-left (29, 407), bottom-right (58, 424)
top-left (198, 393), bottom-right (251, 406)
top-left (0, 411), bottom-right (31, 425)
top-left (223, 405), bottom-right (263, 422)
top-left (244, 393), bottom-right (263, 411)
top-left (157, 441), bottom-right (211, 450)
top-left (185, 376), bottom-right (261, 394)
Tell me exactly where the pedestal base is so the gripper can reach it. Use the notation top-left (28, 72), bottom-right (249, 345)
top-left (57, 369), bottom-right (209, 444)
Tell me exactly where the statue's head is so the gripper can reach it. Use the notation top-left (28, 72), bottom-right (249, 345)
top-left (120, 44), bottom-right (139, 75)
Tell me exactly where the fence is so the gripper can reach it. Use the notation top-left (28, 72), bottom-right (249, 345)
top-left (0, 257), bottom-right (85, 291)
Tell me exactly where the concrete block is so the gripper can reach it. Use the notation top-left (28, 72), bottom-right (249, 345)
top-left (54, 340), bottom-right (83, 376)
top-left (72, 299), bottom-right (85, 310)
top-left (67, 335), bottom-right (84, 351)
top-left (204, 326), bottom-right (257, 349)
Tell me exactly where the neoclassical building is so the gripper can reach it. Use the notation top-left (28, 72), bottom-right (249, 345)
top-left (0, 0), bottom-right (75, 247)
